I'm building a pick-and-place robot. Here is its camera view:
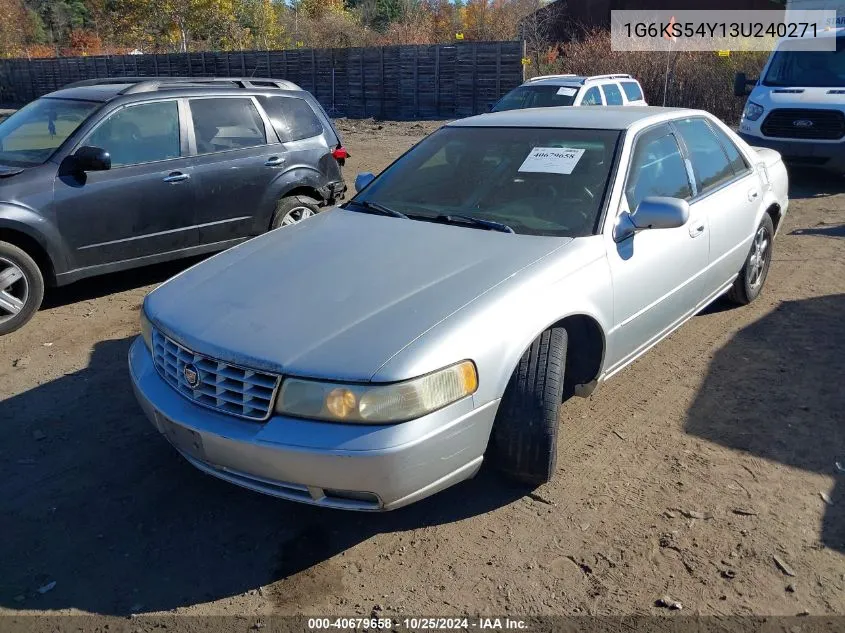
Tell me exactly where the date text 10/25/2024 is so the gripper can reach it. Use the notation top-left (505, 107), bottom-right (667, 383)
top-left (307, 617), bottom-right (528, 630)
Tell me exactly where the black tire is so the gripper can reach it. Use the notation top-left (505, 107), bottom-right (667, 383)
top-left (490, 327), bottom-right (567, 485)
top-left (726, 213), bottom-right (774, 306)
top-left (270, 195), bottom-right (321, 230)
top-left (0, 240), bottom-right (45, 336)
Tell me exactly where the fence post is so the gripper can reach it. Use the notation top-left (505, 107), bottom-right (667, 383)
top-left (496, 42), bottom-right (501, 99)
top-left (311, 48), bottom-right (316, 94)
top-left (360, 50), bottom-right (365, 118)
top-left (241, 51), bottom-right (246, 75)
top-left (153, 55), bottom-right (159, 75)
top-left (266, 50), bottom-right (271, 77)
top-left (379, 47), bottom-right (385, 120)
top-left (413, 45), bottom-right (419, 119)
top-left (472, 42), bottom-right (478, 114)
top-left (434, 45), bottom-right (440, 118)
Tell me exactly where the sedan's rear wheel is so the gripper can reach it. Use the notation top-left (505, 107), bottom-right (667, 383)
top-left (727, 214), bottom-right (774, 306)
top-left (490, 327), bottom-right (567, 485)
top-left (270, 195), bottom-right (321, 229)
top-left (0, 241), bottom-right (44, 336)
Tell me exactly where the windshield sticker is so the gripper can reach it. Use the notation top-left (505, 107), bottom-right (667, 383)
top-left (556, 87), bottom-right (578, 97)
top-left (518, 147), bottom-right (585, 175)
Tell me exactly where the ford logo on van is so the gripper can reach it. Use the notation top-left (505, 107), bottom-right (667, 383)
top-left (792, 119), bottom-right (814, 128)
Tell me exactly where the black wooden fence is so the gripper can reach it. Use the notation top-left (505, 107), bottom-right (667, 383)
top-left (0, 41), bottom-right (525, 119)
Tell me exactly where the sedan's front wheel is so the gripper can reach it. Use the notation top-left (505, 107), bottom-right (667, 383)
top-left (727, 213), bottom-right (774, 306)
top-left (490, 327), bottom-right (567, 485)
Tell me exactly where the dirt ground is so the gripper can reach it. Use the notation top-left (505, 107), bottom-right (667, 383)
top-left (1, 118), bottom-right (843, 620)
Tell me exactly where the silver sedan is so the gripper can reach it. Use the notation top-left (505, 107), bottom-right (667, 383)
top-left (129, 106), bottom-right (789, 510)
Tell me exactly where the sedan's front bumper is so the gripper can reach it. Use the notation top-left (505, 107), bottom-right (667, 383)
top-left (129, 337), bottom-right (498, 511)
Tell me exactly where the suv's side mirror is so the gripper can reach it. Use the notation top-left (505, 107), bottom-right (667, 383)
top-left (355, 172), bottom-right (375, 192)
top-left (614, 196), bottom-right (689, 241)
top-left (73, 146), bottom-right (111, 172)
top-left (734, 72), bottom-right (756, 97)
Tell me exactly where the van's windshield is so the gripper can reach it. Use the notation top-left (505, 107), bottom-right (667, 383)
top-left (763, 36), bottom-right (845, 88)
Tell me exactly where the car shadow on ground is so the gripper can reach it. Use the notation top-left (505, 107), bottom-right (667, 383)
top-left (0, 336), bottom-right (526, 615)
top-left (787, 169), bottom-right (844, 200)
top-left (40, 256), bottom-right (208, 310)
top-left (685, 294), bottom-right (845, 554)
top-left (790, 223), bottom-right (845, 239)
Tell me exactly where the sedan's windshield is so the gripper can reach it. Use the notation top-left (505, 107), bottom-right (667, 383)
top-left (491, 85), bottom-right (579, 112)
top-left (351, 126), bottom-right (621, 237)
top-left (763, 36), bottom-right (845, 87)
top-left (0, 98), bottom-right (100, 167)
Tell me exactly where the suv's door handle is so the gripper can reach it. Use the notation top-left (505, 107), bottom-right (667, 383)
top-left (264, 156), bottom-right (285, 167)
top-left (689, 220), bottom-right (706, 238)
top-left (163, 172), bottom-right (189, 183)
top-left (748, 188), bottom-right (760, 201)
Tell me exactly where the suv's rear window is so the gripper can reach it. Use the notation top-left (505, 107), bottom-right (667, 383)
top-left (621, 81), bottom-right (644, 102)
top-left (601, 83), bottom-right (624, 105)
top-left (257, 96), bottom-right (324, 142)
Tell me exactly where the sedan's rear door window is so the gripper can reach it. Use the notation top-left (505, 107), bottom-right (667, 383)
top-left (673, 117), bottom-right (736, 194)
top-left (189, 98), bottom-right (266, 155)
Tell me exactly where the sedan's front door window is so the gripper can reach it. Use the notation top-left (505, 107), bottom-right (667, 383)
top-left (626, 127), bottom-right (692, 211)
top-left (189, 98), bottom-right (267, 155)
top-left (84, 101), bottom-right (180, 168)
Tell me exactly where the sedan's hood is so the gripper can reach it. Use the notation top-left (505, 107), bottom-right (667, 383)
top-left (147, 209), bottom-right (569, 381)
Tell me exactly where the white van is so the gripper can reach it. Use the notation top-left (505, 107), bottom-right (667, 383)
top-left (735, 28), bottom-right (845, 173)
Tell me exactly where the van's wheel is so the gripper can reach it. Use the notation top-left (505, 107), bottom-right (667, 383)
top-left (491, 327), bottom-right (567, 485)
top-left (727, 213), bottom-right (774, 306)
top-left (270, 195), bottom-right (321, 229)
top-left (0, 241), bottom-right (44, 336)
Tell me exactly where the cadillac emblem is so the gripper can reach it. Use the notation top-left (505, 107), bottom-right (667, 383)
top-left (183, 363), bottom-right (200, 388)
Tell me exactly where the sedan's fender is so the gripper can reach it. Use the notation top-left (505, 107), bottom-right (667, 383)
top-left (371, 236), bottom-right (614, 407)
top-left (0, 203), bottom-right (69, 279)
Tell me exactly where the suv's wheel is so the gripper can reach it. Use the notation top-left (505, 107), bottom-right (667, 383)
top-left (270, 195), bottom-right (321, 229)
top-left (490, 327), bottom-right (567, 485)
top-left (0, 241), bottom-right (45, 336)
top-left (727, 213), bottom-right (774, 306)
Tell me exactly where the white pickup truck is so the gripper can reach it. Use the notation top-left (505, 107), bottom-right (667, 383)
top-left (735, 27), bottom-right (845, 174)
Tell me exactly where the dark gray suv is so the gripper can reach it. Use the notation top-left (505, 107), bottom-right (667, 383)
top-left (0, 77), bottom-right (347, 334)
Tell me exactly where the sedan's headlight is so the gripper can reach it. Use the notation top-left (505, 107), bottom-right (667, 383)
top-left (139, 309), bottom-right (153, 350)
top-left (275, 361), bottom-right (478, 423)
top-left (742, 101), bottom-right (765, 121)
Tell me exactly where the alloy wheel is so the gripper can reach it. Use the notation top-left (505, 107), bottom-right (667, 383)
top-left (0, 257), bottom-right (29, 325)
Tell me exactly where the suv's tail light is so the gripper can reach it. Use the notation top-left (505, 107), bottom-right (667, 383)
top-left (332, 146), bottom-right (348, 165)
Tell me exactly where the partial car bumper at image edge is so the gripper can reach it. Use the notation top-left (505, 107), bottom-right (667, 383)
top-left (128, 337), bottom-right (498, 511)
top-left (738, 132), bottom-right (845, 172)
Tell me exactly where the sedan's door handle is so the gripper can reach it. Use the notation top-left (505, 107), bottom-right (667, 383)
top-left (163, 172), bottom-right (190, 183)
top-left (264, 156), bottom-right (285, 167)
top-left (689, 220), bottom-right (706, 238)
top-left (748, 188), bottom-right (760, 201)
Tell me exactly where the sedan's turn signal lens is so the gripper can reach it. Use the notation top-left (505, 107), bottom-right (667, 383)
top-left (275, 361), bottom-right (478, 424)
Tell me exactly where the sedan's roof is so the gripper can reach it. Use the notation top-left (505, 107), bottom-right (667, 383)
top-left (449, 106), bottom-right (698, 131)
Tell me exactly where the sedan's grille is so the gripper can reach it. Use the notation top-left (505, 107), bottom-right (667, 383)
top-left (761, 109), bottom-right (845, 140)
top-left (151, 330), bottom-right (280, 421)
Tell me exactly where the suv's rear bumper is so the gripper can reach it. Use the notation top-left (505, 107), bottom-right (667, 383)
top-left (738, 133), bottom-right (845, 173)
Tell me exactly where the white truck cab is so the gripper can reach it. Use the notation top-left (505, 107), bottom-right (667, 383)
top-left (735, 27), bottom-right (845, 173)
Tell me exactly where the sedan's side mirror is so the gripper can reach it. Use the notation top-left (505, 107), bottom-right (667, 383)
top-left (355, 172), bottom-right (375, 192)
top-left (614, 196), bottom-right (689, 241)
top-left (734, 72), bottom-right (756, 97)
top-left (73, 146), bottom-right (111, 172)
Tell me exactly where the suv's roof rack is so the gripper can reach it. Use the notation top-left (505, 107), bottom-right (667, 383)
top-left (583, 74), bottom-right (633, 83)
top-left (526, 74), bottom-right (579, 83)
top-left (64, 76), bottom-right (302, 93)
